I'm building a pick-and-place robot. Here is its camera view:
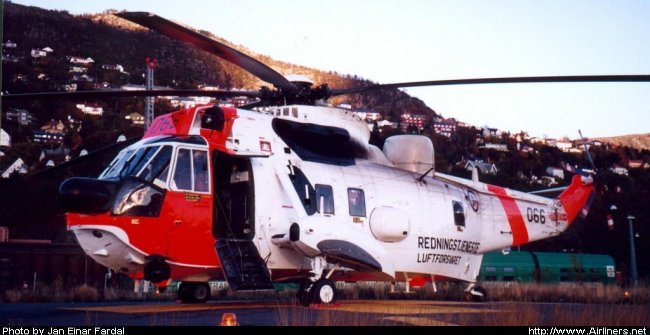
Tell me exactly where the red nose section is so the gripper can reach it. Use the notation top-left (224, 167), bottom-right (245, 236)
top-left (558, 175), bottom-right (595, 224)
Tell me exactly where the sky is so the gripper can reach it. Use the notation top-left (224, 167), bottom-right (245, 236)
top-left (7, 0), bottom-right (650, 139)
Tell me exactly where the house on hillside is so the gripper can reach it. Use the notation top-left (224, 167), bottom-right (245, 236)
top-left (609, 165), bottom-right (629, 176)
top-left (464, 160), bottom-right (498, 175)
top-left (376, 120), bottom-right (398, 130)
top-left (69, 66), bottom-right (88, 73)
top-left (554, 140), bottom-right (573, 152)
top-left (199, 85), bottom-right (221, 91)
top-left (400, 113), bottom-right (427, 131)
top-left (125, 113), bottom-right (145, 126)
top-left (481, 143), bottom-right (508, 152)
top-left (30, 49), bottom-right (47, 58)
top-left (628, 160), bottom-right (645, 169)
top-left (68, 56), bottom-right (94, 65)
top-left (1, 129), bottom-right (11, 149)
top-left (2, 158), bottom-right (28, 178)
top-left (76, 103), bottom-right (103, 116)
top-left (482, 127), bottom-right (499, 138)
top-left (353, 110), bottom-right (382, 122)
top-left (102, 64), bottom-right (126, 73)
top-left (3, 40), bottom-right (17, 48)
top-left (433, 118), bottom-right (458, 138)
top-left (33, 120), bottom-right (66, 144)
top-left (518, 144), bottom-right (534, 153)
top-left (5, 108), bottom-right (36, 126)
top-left (529, 137), bottom-right (546, 144)
top-left (546, 167), bottom-right (565, 179)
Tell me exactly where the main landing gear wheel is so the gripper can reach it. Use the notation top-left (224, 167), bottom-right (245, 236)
top-left (297, 279), bottom-right (337, 306)
top-left (178, 282), bottom-right (211, 303)
top-left (311, 279), bottom-right (336, 304)
top-left (467, 285), bottom-right (487, 302)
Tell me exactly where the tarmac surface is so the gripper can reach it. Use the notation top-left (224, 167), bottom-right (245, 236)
top-left (0, 299), bottom-right (648, 326)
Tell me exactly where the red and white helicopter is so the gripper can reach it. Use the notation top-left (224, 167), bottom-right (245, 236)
top-left (6, 12), bottom-right (649, 305)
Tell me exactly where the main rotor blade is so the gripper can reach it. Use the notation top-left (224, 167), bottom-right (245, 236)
top-left (115, 12), bottom-right (297, 92)
top-left (2, 89), bottom-right (259, 101)
top-left (330, 75), bottom-right (650, 96)
top-left (30, 136), bottom-right (140, 177)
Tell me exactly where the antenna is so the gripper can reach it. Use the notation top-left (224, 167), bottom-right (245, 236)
top-left (417, 167), bottom-right (435, 182)
top-left (145, 57), bottom-right (158, 130)
top-left (578, 129), bottom-right (596, 171)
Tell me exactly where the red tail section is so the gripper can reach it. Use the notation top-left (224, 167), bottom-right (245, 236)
top-left (558, 175), bottom-right (595, 224)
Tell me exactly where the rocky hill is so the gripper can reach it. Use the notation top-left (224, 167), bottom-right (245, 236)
top-left (595, 133), bottom-right (650, 151)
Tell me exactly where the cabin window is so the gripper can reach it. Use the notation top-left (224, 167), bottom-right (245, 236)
top-left (172, 148), bottom-right (210, 193)
top-left (347, 188), bottom-right (366, 217)
top-left (173, 149), bottom-right (192, 190)
top-left (193, 150), bottom-right (209, 192)
top-left (453, 201), bottom-right (465, 227)
top-left (315, 184), bottom-right (334, 215)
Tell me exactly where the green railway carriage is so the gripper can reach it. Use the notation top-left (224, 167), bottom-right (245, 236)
top-left (479, 251), bottom-right (616, 285)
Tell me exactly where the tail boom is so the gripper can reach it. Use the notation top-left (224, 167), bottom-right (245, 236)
top-left (558, 175), bottom-right (595, 224)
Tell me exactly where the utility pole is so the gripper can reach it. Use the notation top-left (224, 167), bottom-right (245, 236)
top-left (144, 57), bottom-right (158, 130)
top-left (627, 215), bottom-right (638, 288)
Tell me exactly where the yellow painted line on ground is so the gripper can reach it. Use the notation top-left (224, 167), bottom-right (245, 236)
top-left (380, 316), bottom-right (459, 326)
top-left (326, 300), bottom-right (507, 315)
top-left (62, 300), bottom-right (506, 316)
top-left (63, 302), bottom-right (286, 314)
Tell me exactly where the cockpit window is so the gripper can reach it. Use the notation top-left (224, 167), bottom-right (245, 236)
top-left (101, 148), bottom-right (134, 178)
top-left (122, 146), bottom-right (158, 177)
top-left (172, 148), bottom-right (210, 193)
top-left (100, 146), bottom-right (173, 186)
top-left (137, 146), bottom-right (172, 186)
top-left (101, 144), bottom-right (208, 193)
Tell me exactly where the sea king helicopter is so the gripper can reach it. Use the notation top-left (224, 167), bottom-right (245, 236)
top-left (4, 12), bottom-right (650, 305)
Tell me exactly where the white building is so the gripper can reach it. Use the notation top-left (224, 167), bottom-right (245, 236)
top-left (546, 167), bottom-right (565, 179)
top-left (1, 129), bottom-right (10, 148)
top-left (2, 158), bottom-right (27, 178)
top-left (3, 40), bottom-right (17, 48)
top-left (481, 143), bottom-right (509, 152)
top-left (31, 49), bottom-right (47, 58)
top-left (464, 160), bottom-right (498, 175)
top-left (76, 103), bottom-right (104, 116)
top-left (555, 140), bottom-right (573, 152)
top-left (68, 56), bottom-right (94, 64)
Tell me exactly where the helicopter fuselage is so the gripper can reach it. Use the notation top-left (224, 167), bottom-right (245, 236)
top-left (64, 104), bottom-right (592, 291)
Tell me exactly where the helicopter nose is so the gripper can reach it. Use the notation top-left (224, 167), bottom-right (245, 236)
top-left (59, 177), bottom-right (118, 214)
